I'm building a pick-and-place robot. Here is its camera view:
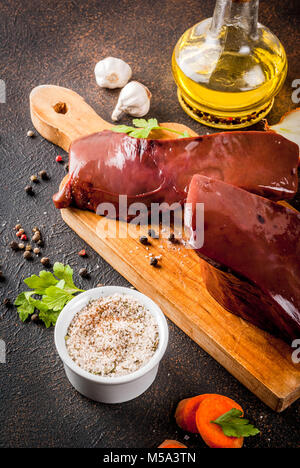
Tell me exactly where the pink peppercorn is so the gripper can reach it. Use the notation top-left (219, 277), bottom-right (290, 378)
top-left (21, 234), bottom-right (27, 241)
top-left (56, 155), bottom-right (63, 163)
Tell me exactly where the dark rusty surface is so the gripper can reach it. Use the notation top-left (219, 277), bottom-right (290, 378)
top-left (0, 0), bottom-right (299, 448)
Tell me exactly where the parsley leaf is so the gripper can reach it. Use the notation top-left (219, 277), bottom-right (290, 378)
top-left (24, 271), bottom-right (58, 295)
top-left (14, 263), bottom-right (85, 327)
top-left (38, 309), bottom-right (60, 328)
top-left (133, 118), bottom-right (158, 128)
top-left (14, 291), bottom-right (35, 321)
top-left (42, 286), bottom-right (73, 311)
top-left (211, 408), bottom-right (260, 438)
top-left (112, 118), bottom-right (190, 139)
top-left (53, 262), bottom-right (84, 293)
top-left (29, 298), bottom-right (49, 313)
top-left (112, 125), bottom-right (136, 134)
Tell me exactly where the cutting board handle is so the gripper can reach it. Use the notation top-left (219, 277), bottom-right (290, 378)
top-left (30, 85), bottom-right (113, 151)
top-left (30, 85), bottom-right (198, 152)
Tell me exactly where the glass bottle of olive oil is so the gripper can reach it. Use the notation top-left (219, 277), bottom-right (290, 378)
top-left (172, 0), bottom-right (287, 129)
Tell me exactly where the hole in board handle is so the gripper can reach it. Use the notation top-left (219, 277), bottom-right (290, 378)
top-left (53, 102), bottom-right (68, 114)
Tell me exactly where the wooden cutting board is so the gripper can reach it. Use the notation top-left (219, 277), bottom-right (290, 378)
top-left (30, 85), bottom-right (300, 412)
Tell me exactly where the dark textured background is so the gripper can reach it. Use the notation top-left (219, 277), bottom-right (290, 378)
top-left (0, 0), bottom-right (299, 449)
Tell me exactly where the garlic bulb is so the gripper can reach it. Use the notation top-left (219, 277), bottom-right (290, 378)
top-left (94, 57), bottom-right (132, 89)
top-left (111, 81), bottom-right (151, 121)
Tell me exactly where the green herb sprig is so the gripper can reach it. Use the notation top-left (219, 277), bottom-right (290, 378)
top-left (212, 408), bottom-right (260, 438)
top-left (112, 118), bottom-right (190, 139)
top-left (14, 263), bottom-right (85, 327)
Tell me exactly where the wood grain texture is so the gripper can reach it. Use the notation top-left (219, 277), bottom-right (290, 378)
top-left (61, 208), bottom-right (300, 412)
top-left (30, 85), bottom-right (198, 151)
top-left (30, 84), bottom-right (300, 412)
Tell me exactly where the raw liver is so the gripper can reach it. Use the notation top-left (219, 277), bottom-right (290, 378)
top-left (185, 174), bottom-right (300, 342)
top-left (53, 130), bottom-right (299, 217)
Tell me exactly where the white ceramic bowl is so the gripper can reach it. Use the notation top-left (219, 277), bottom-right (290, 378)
top-left (54, 286), bottom-right (169, 404)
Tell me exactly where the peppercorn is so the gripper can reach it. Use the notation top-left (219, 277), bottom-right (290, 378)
top-left (21, 234), bottom-right (27, 241)
top-left (40, 257), bottom-right (50, 266)
top-left (79, 267), bottom-right (88, 278)
top-left (139, 235), bottom-right (149, 245)
top-left (25, 245), bottom-right (32, 252)
top-left (78, 249), bottom-right (87, 257)
top-left (150, 257), bottom-right (158, 267)
top-left (30, 175), bottom-right (39, 183)
top-left (17, 228), bottom-right (25, 235)
top-left (33, 247), bottom-right (40, 255)
top-left (3, 298), bottom-right (11, 307)
top-left (37, 240), bottom-right (44, 247)
top-left (32, 232), bottom-right (41, 243)
top-left (168, 232), bottom-right (176, 243)
top-left (39, 170), bottom-right (49, 180)
top-left (25, 185), bottom-right (34, 195)
top-left (15, 223), bottom-right (21, 231)
top-left (148, 229), bottom-right (157, 238)
top-left (31, 313), bottom-right (39, 322)
top-left (23, 251), bottom-right (32, 260)
top-left (56, 155), bottom-right (63, 163)
top-left (27, 130), bottom-right (34, 137)
top-left (10, 241), bottom-right (19, 251)
top-left (18, 243), bottom-right (25, 250)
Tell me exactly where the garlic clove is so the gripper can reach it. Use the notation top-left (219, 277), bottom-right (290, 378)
top-left (94, 57), bottom-right (132, 89)
top-left (111, 81), bottom-right (151, 121)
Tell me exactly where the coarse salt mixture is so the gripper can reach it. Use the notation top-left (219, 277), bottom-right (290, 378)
top-left (66, 294), bottom-right (159, 377)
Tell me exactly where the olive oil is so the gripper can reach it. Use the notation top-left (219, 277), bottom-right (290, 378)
top-left (172, 0), bottom-right (287, 129)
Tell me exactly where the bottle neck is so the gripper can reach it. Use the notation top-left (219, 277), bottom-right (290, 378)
top-left (210, 0), bottom-right (259, 40)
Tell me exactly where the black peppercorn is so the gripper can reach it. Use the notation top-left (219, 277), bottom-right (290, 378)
top-left (139, 235), bottom-right (149, 245)
top-left (168, 232), bottom-right (176, 243)
top-left (148, 229), bottom-right (157, 238)
top-left (10, 241), bottom-right (19, 251)
top-left (40, 257), bottom-right (50, 266)
top-left (32, 232), bottom-right (41, 243)
top-left (30, 175), bottom-right (39, 183)
top-left (150, 257), bottom-right (158, 267)
top-left (79, 268), bottom-right (88, 278)
top-left (3, 298), bottom-right (11, 307)
top-left (23, 251), bottom-right (32, 260)
top-left (25, 185), bottom-right (34, 196)
top-left (39, 170), bottom-right (49, 180)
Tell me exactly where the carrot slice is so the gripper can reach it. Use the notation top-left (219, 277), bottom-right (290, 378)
top-left (195, 395), bottom-right (244, 448)
top-left (175, 394), bottom-right (211, 432)
top-left (158, 440), bottom-right (187, 448)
